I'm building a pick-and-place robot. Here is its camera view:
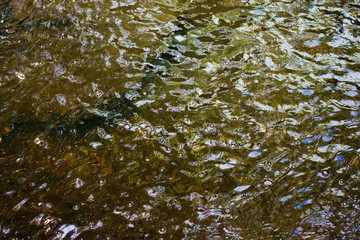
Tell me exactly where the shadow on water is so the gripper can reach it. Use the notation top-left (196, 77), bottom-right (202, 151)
top-left (0, 54), bottom-right (170, 156)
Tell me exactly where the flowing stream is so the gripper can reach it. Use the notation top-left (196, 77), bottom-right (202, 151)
top-left (1, 0), bottom-right (360, 239)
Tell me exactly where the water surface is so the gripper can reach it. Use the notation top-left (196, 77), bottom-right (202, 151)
top-left (1, 0), bottom-right (360, 239)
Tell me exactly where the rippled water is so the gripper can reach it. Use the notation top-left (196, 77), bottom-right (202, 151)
top-left (1, 0), bottom-right (360, 238)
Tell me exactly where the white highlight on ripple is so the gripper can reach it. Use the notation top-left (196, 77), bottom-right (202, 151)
top-left (234, 185), bottom-right (251, 193)
top-left (75, 178), bottom-right (84, 188)
top-left (174, 35), bottom-right (186, 42)
top-left (13, 198), bottom-right (28, 211)
top-left (331, 188), bottom-right (345, 197)
top-left (248, 151), bottom-right (262, 158)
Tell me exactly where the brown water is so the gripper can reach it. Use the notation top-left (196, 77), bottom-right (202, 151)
top-left (1, 0), bottom-right (360, 239)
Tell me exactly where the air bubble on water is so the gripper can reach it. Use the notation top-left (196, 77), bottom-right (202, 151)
top-left (73, 205), bottom-right (79, 210)
top-left (121, 192), bottom-right (129, 197)
top-left (99, 179), bottom-right (106, 186)
top-left (158, 227), bottom-right (167, 234)
top-left (341, 202), bottom-right (348, 208)
top-left (264, 180), bottom-right (273, 186)
top-left (339, 179), bottom-right (345, 185)
top-left (56, 94), bottom-right (67, 106)
top-left (319, 170), bottom-right (330, 178)
top-left (15, 71), bottom-right (25, 81)
top-left (34, 137), bottom-right (43, 146)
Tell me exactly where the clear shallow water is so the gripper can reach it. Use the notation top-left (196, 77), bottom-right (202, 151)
top-left (1, 0), bottom-right (360, 239)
